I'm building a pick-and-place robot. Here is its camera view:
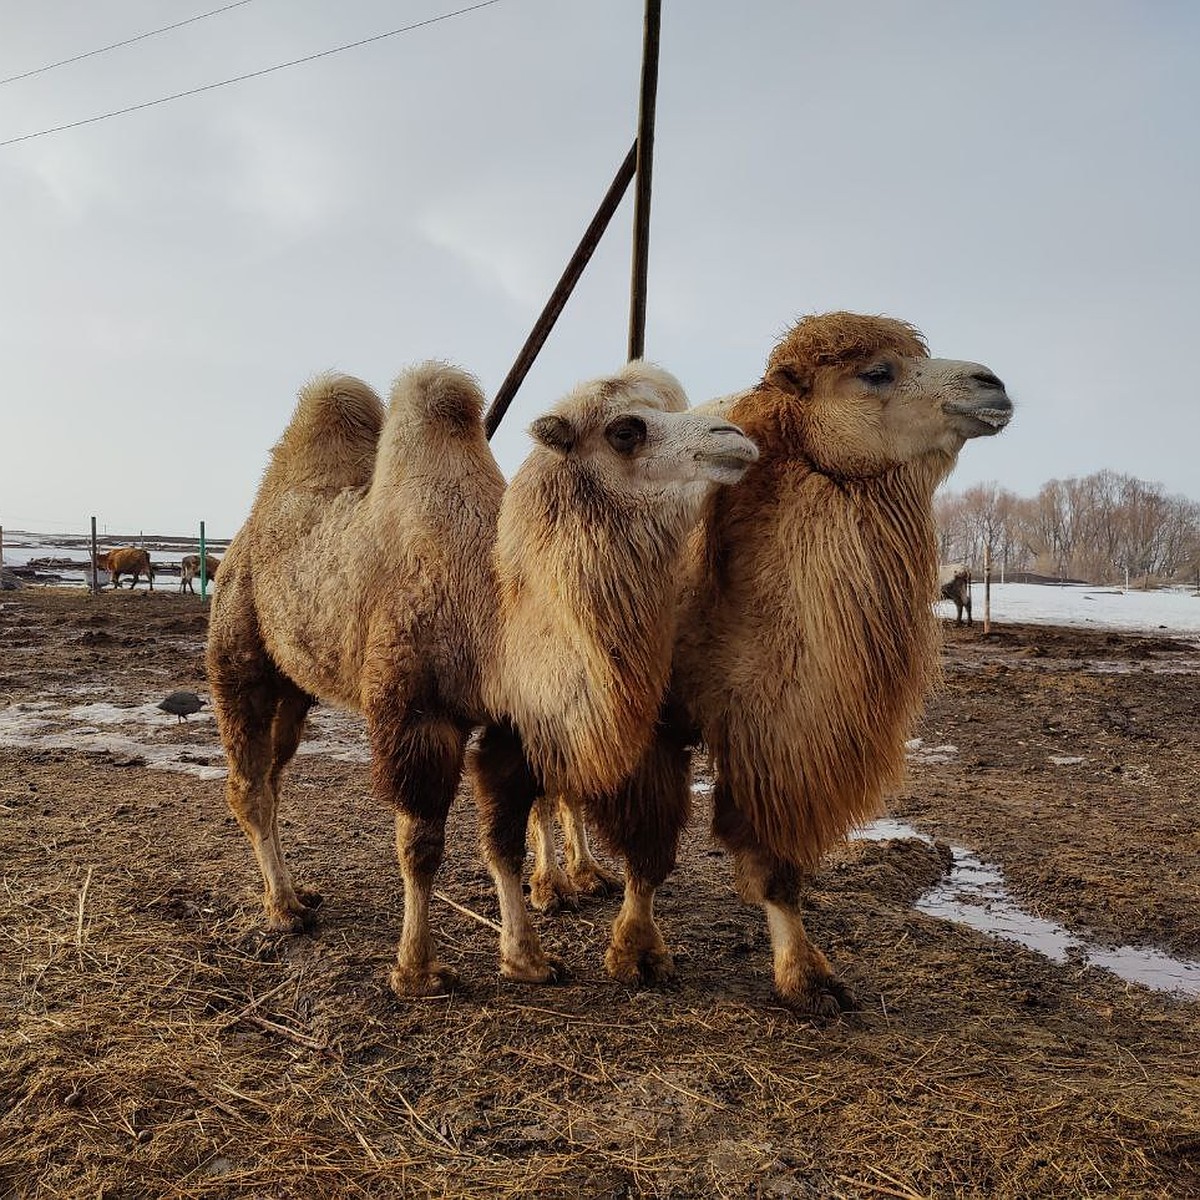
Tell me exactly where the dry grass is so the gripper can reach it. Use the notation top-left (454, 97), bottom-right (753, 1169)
top-left (1, 590), bottom-right (1198, 1197)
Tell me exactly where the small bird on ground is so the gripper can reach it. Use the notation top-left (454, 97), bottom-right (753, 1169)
top-left (158, 691), bottom-right (207, 723)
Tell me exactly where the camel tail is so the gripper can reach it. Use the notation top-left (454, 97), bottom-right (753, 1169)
top-left (269, 373), bottom-right (385, 491)
top-left (387, 361), bottom-right (485, 434)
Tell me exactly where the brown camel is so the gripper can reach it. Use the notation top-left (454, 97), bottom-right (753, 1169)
top-left (206, 361), bottom-right (757, 996)
top-left (534, 311), bottom-right (1014, 1012)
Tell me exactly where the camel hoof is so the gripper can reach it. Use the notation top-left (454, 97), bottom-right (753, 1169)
top-left (501, 952), bottom-right (568, 985)
top-left (604, 942), bottom-right (677, 987)
top-left (529, 869), bottom-right (580, 915)
top-left (264, 901), bottom-right (319, 934)
top-left (389, 963), bottom-right (460, 998)
top-left (294, 887), bottom-right (324, 910)
top-left (778, 974), bottom-right (856, 1017)
top-left (567, 863), bottom-right (623, 898)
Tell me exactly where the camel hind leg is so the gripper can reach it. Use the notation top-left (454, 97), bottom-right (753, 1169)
top-left (712, 780), bottom-right (854, 1016)
top-left (367, 695), bottom-right (466, 998)
top-left (560, 796), bottom-right (623, 897)
top-left (528, 795), bottom-right (580, 914)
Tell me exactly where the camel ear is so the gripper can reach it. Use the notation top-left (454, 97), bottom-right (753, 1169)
top-left (766, 363), bottom-right (810, 398)
top-left (530, 414), bottom-right (575, 454)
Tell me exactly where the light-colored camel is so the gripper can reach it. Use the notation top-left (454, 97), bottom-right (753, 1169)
top-left (533, 311), bottom-right (1013, 1012)
top-left (206, 361), bottom-right (757, 996)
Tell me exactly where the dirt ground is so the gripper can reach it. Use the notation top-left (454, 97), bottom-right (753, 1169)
top-left (1, 588), bottom-right (1198, 1198)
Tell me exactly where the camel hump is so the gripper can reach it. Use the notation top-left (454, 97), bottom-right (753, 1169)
top-left (388, 361), bottom-right (485, 433)
top-left (270, 373), bottom-right (385, 490)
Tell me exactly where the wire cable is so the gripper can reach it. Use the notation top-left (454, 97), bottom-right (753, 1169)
top-left (0, 1), bottom-right (258, 88)
top-left (0, 0), bottom-right (503, 148)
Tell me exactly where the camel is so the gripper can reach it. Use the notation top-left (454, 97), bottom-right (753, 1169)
top-left (206, 361), bottom-right (757, 996)
top-left (533, 311), bottom-right (1013, 1012)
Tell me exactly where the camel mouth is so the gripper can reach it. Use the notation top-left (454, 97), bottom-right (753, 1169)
top-left (696, 448), bottom-right (758, 483)
top-left (944, 402), bottom-right (1013, 438)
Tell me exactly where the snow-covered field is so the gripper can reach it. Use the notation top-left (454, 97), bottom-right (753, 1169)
top-left (4, 532), bottom-right (1198, 634)
top-left (938, 582), bottom-right (1200, 635)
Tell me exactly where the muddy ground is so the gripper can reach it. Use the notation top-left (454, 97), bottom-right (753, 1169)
top-left (1, 588), bottom-right (1197, 1198)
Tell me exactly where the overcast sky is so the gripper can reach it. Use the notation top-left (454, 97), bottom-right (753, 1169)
top-left (1, 0), bottom-right (1197, 539)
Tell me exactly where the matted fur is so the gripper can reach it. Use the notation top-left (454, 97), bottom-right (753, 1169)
top-left (676, 313), bottom-right (951, 865)
top-left (209, 358), bottom-right (754, 989)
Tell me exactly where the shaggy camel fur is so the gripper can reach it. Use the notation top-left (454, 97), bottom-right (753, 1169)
top-left (95, 547), bottom-right (155, 590)
top-left (535, 312), bottom-right (1013, 1012)
top-left (207, 362), bottom-right (756, 996)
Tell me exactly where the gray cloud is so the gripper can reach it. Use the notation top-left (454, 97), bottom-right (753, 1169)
top-left (2, 0), bottom-right (1197, 537)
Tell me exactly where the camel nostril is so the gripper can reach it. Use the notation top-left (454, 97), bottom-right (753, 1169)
top-left (971, 371), bottom-right (1005, 392)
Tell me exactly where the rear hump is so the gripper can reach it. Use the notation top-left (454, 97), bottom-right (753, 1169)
top-left (268, 373), bottom-right (385, 491)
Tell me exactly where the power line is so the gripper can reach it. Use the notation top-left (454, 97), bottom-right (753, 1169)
top-left (0, 1), bottom-right (258, 88)
top-left (0, 0), bottom-right (503, 149)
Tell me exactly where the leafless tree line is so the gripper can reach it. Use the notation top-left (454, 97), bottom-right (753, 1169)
top-left (935, 472), bottom-right (1200, 587)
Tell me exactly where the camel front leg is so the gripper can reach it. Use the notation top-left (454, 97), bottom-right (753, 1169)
top-left (605, 875), bottom-right (673, 985)
top-left (713, 780), bottom-right (854, 1016)
top-left (470, 723), bottom-right (565, 983)
top-left (589, 714), bottom-right (691, 986)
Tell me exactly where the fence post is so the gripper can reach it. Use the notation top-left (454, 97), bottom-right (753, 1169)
top-left (199, 521), bottom-right (208, 600)
top-left (90, 516), bottom-right (99, 595)
top-left (983, 544), bottom-right (992, 634)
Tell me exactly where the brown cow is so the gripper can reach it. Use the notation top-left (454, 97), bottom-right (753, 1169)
top-left (179, 554), bottom-right (221, 594)
top-left (95, 547), bottom-right (155, 590)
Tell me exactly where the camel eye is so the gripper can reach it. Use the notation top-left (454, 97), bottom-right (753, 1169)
top-left (605, 416), bottom-right (647, 455)
top-left (858, 363), bottom-right (894, 386)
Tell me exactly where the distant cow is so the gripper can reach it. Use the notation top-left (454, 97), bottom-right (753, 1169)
top-left (179, 554), bottom-right (221, 594)
top-left (939, 564), bottom-right (972, 626)
top-left (95, 547), bottom-right (155, 590)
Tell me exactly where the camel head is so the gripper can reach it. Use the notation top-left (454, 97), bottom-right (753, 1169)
top-left (527, 362), bottom-right (759, 496)
top-left (762, 312), bottom-right (1013, 478)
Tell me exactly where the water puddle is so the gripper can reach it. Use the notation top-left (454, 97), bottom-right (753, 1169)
top-left (856, 818), bottom-right (1200, 999)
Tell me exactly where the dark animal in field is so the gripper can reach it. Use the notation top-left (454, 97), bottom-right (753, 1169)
top-left (158, 691), bottom-right (206, 723)
top-left (537, 311), bottom-right (1014, 1013)
top-left (939, 565), bottom-right (972, 625)
top-left (206, 362), bottom-right (756, 997)
top-left (179, 554), bottom-right (221, 594)
top-left (95, 547), bottom-right (155, 590)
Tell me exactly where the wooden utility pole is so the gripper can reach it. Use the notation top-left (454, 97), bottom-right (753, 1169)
top-left (627, 0), bottom-right (661, 362)
top-left (484, 143), bottom-right (637, 438)
top-left (199, 520), bottom-right (208, 600)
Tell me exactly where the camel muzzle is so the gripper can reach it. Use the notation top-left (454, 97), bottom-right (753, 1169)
top-left (694, 424), bottom-right (759, 482)
top-left (944, 391), bottom-right (1013, 438)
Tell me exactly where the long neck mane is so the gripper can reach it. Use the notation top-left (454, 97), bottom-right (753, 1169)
top-left (492, 462), bottom-right (693, 799)
top-left (692, 426), bottom-right (947, 867)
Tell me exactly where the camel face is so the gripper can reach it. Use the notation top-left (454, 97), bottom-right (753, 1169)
top-left (771, 350), bottom-right (1013, 477)
top-left (531, 385), bottom-right (759, 495)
